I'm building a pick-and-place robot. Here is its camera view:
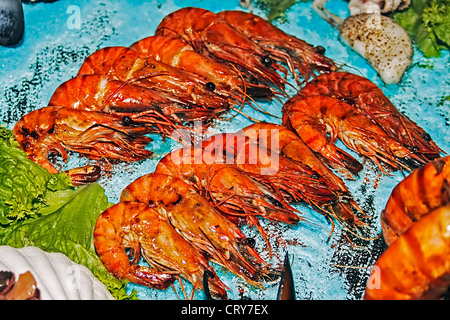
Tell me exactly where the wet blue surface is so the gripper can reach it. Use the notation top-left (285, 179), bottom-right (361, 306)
top-left (0, 0), bottom-right (448, 300)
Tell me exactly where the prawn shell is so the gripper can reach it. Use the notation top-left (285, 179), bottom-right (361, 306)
top-left (381, 155), bottom-right (450, 246)
top-left (364, 205), bottom-right (450, 300)
top-left (339, 13), bottom-right (413, 84)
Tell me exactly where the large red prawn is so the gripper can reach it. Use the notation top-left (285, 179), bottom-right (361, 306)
top-left (155, 7), bottom-right (290, 94)
top-left (297, 71), bottom-right (442, 163)
top-left (217, 10), bottom-right (337, 84)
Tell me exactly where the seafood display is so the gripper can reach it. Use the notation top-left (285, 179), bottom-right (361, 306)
top-left (13, 6), bottom-right (337, 174)
top-left (1, 0), bottom-right (449, 301)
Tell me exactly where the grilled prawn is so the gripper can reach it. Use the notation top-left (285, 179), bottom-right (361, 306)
top-left (130, 35), bottom-right (274, 101)
top-left (240, 122), bottom-right (349, 192)
top-left (201, 132), bottom-right (341, 204)
top-left (238, 122), bottom-right (367, 235)
top-left (283, 95), bottom-right (425, 174)
top-left (217, 10), bottom-right (337, 83)
top-left (155, 7), bottom-right (288, 93)
top-left (48, 74), bottom-right (213, 134)
top-left (155, 145), bottom-right (300, 249)
top-left (381, 155), bottom-right (450, 246)
top-left (297, 72), bottom-right (442, 163)
top-left (120, 173), bottom-right (274, 286)
top-left (13, 106), bottom-right (154, 174)
top-left (77, 46), bottom-right (230, 112)
top-left (94, 201), bottom-right (228, 299)
top-left (364, 205), bottom-right (450, 300)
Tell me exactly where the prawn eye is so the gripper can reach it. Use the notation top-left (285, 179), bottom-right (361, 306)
top-left (315, 45), bottom-right (326, 54)
top-left (206, 82), bottom-right (216, 92)
top-left (261, 56), bottom-right (272, 67)
top-left (422, 132), bottom-right (432, 142)
top-left (122, 116), bottom-right (132, 124)
top-left (241, 237), bottom-right (256, 248)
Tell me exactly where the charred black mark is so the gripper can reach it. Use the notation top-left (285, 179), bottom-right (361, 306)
top-left (172, 193), bottom-right (182, 205)
top-left (433, 159), bottom-right (446, 175)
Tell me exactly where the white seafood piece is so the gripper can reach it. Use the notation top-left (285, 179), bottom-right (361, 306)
top-left (348, 0), bottom-right (411, 16)
top-left (0, 246), bottom-right (114, 300)
top-left (339, 13), bottom-right (413, 84)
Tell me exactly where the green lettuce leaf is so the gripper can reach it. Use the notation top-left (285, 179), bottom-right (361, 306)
top-left (0, 127), bottom-right (134, 299)
top-left (255, 0), bottom-right (307, 22)
top-left (0, 126), bottom-right (73, 225)
top-left (394, 0), bottom-right (450, 58)
top-left (422, 0), bottom-right (450, 47)
top-left (0, 183), bottom-right (133, 300)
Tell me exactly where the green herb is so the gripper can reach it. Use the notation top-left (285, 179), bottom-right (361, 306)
top-left (256, 0), bottom-right (307, 22)
top-left (394, 0), bottom-right (450, 58)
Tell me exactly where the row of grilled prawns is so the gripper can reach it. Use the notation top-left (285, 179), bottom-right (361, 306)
top-left (10, 7), bottom-right (448, 300)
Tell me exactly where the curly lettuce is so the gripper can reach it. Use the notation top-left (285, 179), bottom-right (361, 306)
top-left (0, 126), bottom-right (73, 225)
top-left (253, 0), bottom-right (308, 22)
top-left (394, 0), bottom-right (450, 58)
top-left (0, 127), bottom-right (133, 299)
top-left (0, 183), bottom-right (133, 300)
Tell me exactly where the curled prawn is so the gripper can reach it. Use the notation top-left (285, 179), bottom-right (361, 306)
top-left (94, 201), bottom-right (228, 299)
top-left (240, 122), bottom-right (349, 192)
top-left (364, 205), bottom-right (450, 300)
top-left (381, 155), bottom-right (450, 246)
top-left (130, 35), bottom-right (275, 101)
top-left (155, 7), bottom-right (288, 94)
top-left (48, 74), bottom-right (214, 133)
top-left (217, 10), bottom-right (337, 84)
top-left (283, 95), bottom-right (425, 174)
top-left (13, 106), bottom-right (154, 174)
top-left (154, 145), bottom-right (300, 252)
top-left (120, 173), bottom-right (275, 286)
top-left (238, 122), bottom-right (370, 238)
top-left (77, 46), bottom-right (231, 112)
top-left (298, 72), bottom-right (442, 163)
